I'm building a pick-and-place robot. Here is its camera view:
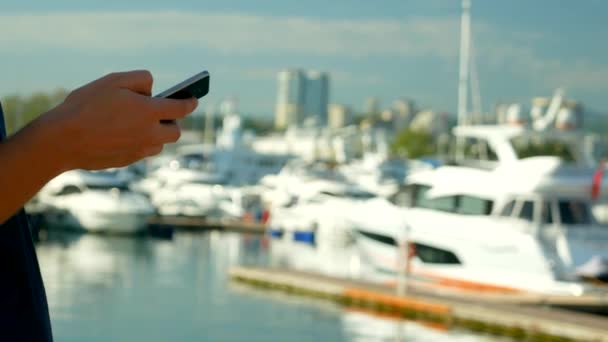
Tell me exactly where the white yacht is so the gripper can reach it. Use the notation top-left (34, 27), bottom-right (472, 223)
top-left (152, 181), bottom-right (262, 220)
top-left (139, 146), bottom-right (267, 219)
top-left (258, 159), bottom-right (349, 207)
top-left (352, 156), bottom-right (608, 295)
top-left (346, 0), bottom-right (605, 296)
top-left (338, 153), bottom-right (433, 198)
top-left (38, 170), bottom-right (155, 234)
top-left (132, 114), bottom-right (290, 216)
top-left (267, 175), bottom-right (377, 246)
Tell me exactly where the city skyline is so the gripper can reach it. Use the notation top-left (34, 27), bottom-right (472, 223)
top-left (2, 1), bottom-right (608, 117)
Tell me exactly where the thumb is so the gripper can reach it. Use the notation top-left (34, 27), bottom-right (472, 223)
top-left (113, 70), bottom-right (154, 96)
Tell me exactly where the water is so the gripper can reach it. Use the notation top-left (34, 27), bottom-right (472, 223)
top-left (36, 231), bottom-right (508, 341)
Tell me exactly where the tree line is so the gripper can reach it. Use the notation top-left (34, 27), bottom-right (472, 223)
top-left (1, 89), bottom-right (69, 135)
top-left (2, 90), bottom-right (275, 137)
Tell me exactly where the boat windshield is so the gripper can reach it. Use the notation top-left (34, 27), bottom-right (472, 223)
top-left (501, 197), bottom-right (593, 225)
top-left (87, 184), bottom-right (130, 191)
top-left (558, 199), bottom-right (592, 225)
top-left (190, 178), bottom-right (227, 186)
top-left (510, 137), bottom-right (575, 161)
top-left (178, 153), bottom-right (215, 171)
top-left (410, 184), bottom-right (493, 215)
top-left (319, 189), bottom-right (376, 200)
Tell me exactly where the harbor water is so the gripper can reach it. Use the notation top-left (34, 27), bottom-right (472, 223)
top-left (36, 231), bottom-right (511, 341)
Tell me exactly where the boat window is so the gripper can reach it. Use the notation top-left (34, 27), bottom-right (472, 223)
top-left (518, 201), bottom-right (535, 222)
top-left (424, 196), bottom-right (457, 212)
top-left (54, 185), bottom-right (82, 196)
top-left (500, 200), bottom-right (516, 217)
top-left (542, 201), bottom-right (553, 224)
top-left (91, 170), bottom-right (119, 178)
top-left (413, 185), bottom-right (432, 207)
top-left (510, 137), bottom-right (575, 161)
top-left (390, 186), bottom-right (414, 208)
top-left (319, 191), bottom-right (342, 198)
top-left (319, 189), bottom-right (376, 200)
top-left (191, 178), bottom-right (227, 186)
top-left (88, 184), bottom-right (130, 191)
top-left (462, 138), bottom-right (498, 162)
top-left (415, 243), bottom-right (461, 264)
top-left (347, 190), bottom-right (376, 200)
top-left (457, 196), bottom-right (493, 215)
top-left (357, 230), bottom-right (397, 246)
top-left (413, 185), bottom-right (457, 212)
top-left (558, 200), bottom-right (591, 225)
top-left (180, 153), bottom-right (206, 169)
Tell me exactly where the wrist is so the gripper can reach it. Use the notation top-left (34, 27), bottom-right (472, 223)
top-left (22, 108), bottom-right (75, 177)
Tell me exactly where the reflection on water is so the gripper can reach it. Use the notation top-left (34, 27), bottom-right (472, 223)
top-left (36, 232), bottom-right (510, 341)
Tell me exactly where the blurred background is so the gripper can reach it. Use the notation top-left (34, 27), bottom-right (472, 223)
top-left (3, 0), bottom-right (608, 341)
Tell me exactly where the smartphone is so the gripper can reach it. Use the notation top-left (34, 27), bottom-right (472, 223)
top-left (155, 70), bottom-right (210, 123)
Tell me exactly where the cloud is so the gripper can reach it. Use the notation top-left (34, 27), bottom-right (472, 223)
top-left (476, 39), bottom-right (608, 94)
top-left (3, 10), bottom-right (608, 110)
top-left (0, 11), bottom-right (460, 58)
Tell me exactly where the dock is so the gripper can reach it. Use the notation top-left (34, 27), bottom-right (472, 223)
top-left (229, 266), bottom-right (608, 341)
top-left (147, 215), bottom-right (267, 234)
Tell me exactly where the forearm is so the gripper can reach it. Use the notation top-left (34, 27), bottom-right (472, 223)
top-left (0, 112), bottom-right (69, 224)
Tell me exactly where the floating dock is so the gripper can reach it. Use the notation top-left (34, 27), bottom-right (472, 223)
top-left (229, 266), bottom-right (608, 342)
top-left (147, 215), bottom-right (267, 234)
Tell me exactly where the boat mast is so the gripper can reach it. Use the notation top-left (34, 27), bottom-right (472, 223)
top-left (470, 39), bottom-right (483, 124)
top-left (458, 0), bottom-right (471, 126)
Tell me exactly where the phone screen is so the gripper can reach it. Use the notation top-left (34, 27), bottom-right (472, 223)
top-left (164, 74), bottom-right (210, 99)
top-left (157, 71), bottom-right (210, 123)
top-left (156, 71), bottom-right (210, 99)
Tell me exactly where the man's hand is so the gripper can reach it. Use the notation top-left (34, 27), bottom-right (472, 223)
top-left (0, 70), bottom-right (198, 223)
top-left (41, 70), bottom-right (198, 170)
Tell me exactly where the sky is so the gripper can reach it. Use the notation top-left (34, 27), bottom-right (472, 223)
top-left (1, 0), bottom-right (608, 117)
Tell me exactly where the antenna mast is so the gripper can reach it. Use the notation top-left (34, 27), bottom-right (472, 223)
top-left (458, 0), bottom-right (471, 126)
top-left (470, 38), bottom-right (483, 124)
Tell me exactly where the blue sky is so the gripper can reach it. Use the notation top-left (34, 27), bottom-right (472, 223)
top-left (1, 0), bottom-right (608, 117)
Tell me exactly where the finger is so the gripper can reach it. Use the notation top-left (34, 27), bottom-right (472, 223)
top-left (148, 97), bottom-right (198, 121)
top-left (112, 70), bottom-right (154, 96)
top-left (148, 121), bottom-right (182, 145)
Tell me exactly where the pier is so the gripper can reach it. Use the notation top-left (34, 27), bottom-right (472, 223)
top-left (229, 266), bottom-right (608, 341)
top-left (146, 215), bottom-right (267, 234)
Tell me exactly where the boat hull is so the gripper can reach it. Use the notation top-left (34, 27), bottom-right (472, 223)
top-left (44, 208), bottom-right (150, 234)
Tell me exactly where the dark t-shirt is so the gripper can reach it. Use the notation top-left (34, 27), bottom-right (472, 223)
top-left (0, 102), bottom-right (53, 341)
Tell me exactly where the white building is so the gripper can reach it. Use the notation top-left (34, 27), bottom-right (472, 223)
top-left (328, 104), bottom-right (352, 129)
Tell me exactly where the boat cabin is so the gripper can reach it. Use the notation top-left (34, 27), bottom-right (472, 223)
top-left (391, 159), bottom-right (601, 228)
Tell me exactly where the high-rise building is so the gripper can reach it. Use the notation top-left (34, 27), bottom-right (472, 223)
top-left (364, 97), bottom-right (380, 116)
top-left (275, 69), bottom-right (305, 129)
top-left (392, 98), bottom-right (416, 132)
top-left (275, 69), bottom-right (330, 129)
top-left (304, 71), bottom-right (329, 126)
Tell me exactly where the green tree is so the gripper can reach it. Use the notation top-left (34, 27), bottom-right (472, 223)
top-left (1, 89), bottom-right (68, 135)
top-left (1, 95), bottom-right (23, 134)
top-left (241, 116), bottom-right (274, 135)
top-left (391, 128), bottom-right (436, 159)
